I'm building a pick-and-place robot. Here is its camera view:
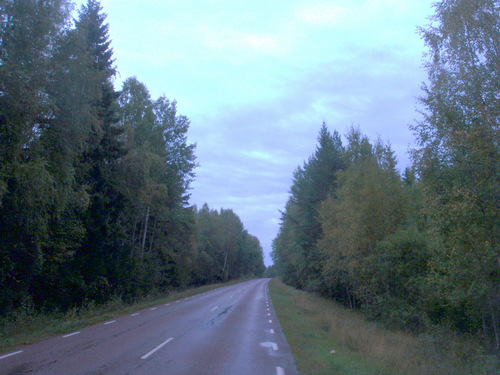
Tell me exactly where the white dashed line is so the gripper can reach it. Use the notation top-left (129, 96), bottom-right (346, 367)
top-left (150, 307), bottom-right (157, 311)
top-left (0, 350), bottom-right (23, 360)
top-left (269, 319), bottom-right (273, 323)
top-left (270, 329), bottom-right (275, 334)
top-left (63, 331), bottom-right (81, 338)
top-left (104, 320), bottom-right (116, 325)
top-left (267, 313), bottom-right (271, 316)
top-left (165, 303), bottom-right (170, 306)
top-left (277, 366), bottom-right (286, 375)
top-left (260, 341), bottom-right (279, 351)
top-left (210, 306), bottom-right (219, 312)
top-left (131, 313), bottom-right (140, 316)
top-left (140, 337), bottom-right (174, 360)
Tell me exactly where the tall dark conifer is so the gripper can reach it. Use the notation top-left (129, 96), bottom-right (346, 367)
top-left (74, 0), bottom-right (128, 301)
top-left (272, 123), bottom-right (344, 291)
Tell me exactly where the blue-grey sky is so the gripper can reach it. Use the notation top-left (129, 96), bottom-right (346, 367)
top-left (78, 0), bottom-right (435, 265)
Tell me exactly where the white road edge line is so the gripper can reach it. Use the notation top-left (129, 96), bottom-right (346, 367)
top-left (104, 320), bottom-right (116, 325)
top-left (210, 306), bottom-right (219, 312)
top-left (276, 366), bottom-right (286, 375)
top-left (0, 350), bottom-right (23, 360)
top-left (141, 337), bottom-right (174, 360)
top-left (63, 331), bottom-right (81, 338)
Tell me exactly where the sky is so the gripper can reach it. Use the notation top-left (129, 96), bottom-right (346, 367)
top-left (75, 0), bottom-right (435, 266)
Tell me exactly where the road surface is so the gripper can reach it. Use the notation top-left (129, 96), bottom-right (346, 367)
top-left (0, 278), bottom-right (297, 375)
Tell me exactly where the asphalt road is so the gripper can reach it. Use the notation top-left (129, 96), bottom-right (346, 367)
top-left (0, 278), bottom-right (298, 375)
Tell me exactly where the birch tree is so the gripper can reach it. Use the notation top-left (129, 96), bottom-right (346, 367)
top-left (412, 0), bottom-right (500, 347)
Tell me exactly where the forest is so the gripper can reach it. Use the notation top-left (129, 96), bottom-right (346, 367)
top-left (0, 0), bottom-right (265, 315)
top-left (272, 0), bottom-right (500, 350)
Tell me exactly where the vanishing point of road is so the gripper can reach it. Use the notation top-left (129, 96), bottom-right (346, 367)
top-left (0, 278), bottom-right (298, 375)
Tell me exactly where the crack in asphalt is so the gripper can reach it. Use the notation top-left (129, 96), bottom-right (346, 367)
top-left (210, 305), bottom-right (233, 326)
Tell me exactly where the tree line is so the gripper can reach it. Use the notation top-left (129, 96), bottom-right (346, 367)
top-left (0, 0), bottom-right (264, 315)
top-left (272, 0), bottom-right (499, 349)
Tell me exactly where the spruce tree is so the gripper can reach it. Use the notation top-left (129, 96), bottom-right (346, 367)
top-left (73, 0), bottom-right (128, 302)
top-left (272, 123), bottom-right (344, 291)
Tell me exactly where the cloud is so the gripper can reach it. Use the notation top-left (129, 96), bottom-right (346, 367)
top-left (295, 0), bottom-right (430, 50)
top-left (188, 46), bottom-right (427, 265)
top-left (202, 28), bottom-right (282, 54)
top-left (93, 0), bottom-right (435, 266)
top-left (242, 34), bottom-right (280, 53)
top-left (300, 3), bottom-right (349, 26)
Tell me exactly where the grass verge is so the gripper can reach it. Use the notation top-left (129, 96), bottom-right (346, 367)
top-left (269, 278), bottom-right (499, 375)
top-left (0, 279), bottom-right (247, 353)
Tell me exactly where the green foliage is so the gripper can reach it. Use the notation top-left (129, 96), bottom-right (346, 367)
top-left (362, 228), bottom-right (430, 332)
top-left (193, 204), bottom-right (265, 285)
top-left (263, 264), bottom-right (278, 278)
top-left (69, 0), bottom-right (128, 307)
top-left (318, 127), bottom-right (407, 307)
top-left (272, 123), bottom-right (344, 291)
top-left (0, 0), bottom-right (261, 318)
top-left (0, 0), bottom-right (74, 311)
top-left (273, 0), bottom-right (499, 354)
top-left (412, 0), bottom-right (500, 347)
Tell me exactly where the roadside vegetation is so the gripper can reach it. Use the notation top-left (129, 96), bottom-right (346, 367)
top-left (270, 278), bottom-right (499, 375)
top-left (0, 0), bottom-right (264, 324)
top-left (272, 0), bottom-right (500, 359)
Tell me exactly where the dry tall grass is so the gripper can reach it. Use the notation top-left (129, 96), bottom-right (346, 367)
top-left (271, 278), bottom-right (499, 375)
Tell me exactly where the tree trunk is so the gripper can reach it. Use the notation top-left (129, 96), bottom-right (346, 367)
top-left (141, 204), bottom-right (150, 260)
top-left (221, 250), bottom-right (228, 282)
top-left (488, 294), bottom-right (499, 350)
top-left (131, 218), bottom-right (139, 258)
top-left (148, 216), bottom-right (157, 254)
